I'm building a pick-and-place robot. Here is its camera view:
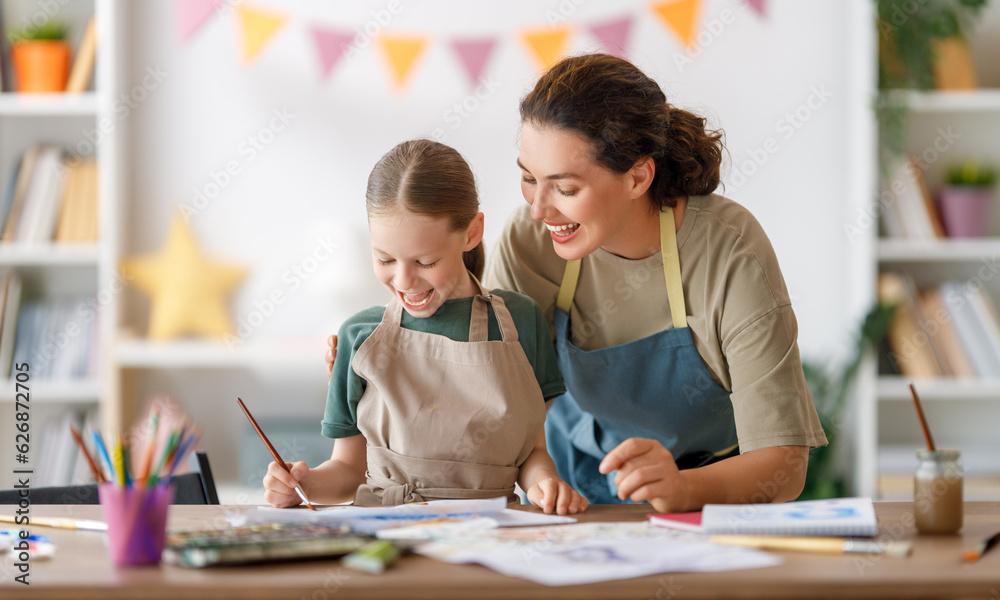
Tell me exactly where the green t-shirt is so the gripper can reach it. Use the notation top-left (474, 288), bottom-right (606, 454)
top-left (322, 289), bottom-right (565, 439)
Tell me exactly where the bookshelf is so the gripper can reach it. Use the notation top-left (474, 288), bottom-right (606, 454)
top-left (865, 3), bottom-right (1000, 500)
top-left (0, 0), bottom-right (119, 490)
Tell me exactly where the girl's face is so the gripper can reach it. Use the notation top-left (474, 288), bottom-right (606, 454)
top-left (517, 122), bottom-right (653, 260)
top-left (368, 209), bottom-right (484, 318)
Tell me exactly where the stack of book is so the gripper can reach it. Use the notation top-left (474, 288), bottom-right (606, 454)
top-left (879, 271), bottom-right (1000, 378)
top-left (1, 145), bottom-right (98, 244)
top-left (8, 295), bottom-right (100, 380)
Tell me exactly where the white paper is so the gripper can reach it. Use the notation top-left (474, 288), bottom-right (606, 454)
top-left (415, 522), bottom-right (782, 586)
top-left (238, 498), bottom-right (576, 534)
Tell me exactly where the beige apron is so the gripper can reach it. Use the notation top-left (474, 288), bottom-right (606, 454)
top-left (352, 277), bottom-right (546, 506)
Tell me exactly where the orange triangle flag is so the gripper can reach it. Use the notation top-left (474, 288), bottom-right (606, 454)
top-left (521, 27), bottom-right (572, 71)
top-left (378, 35), bottom-right (428, 90)
top-left (236, 4), bottom-right (288, 64)
top-left (651, 0), bottom-right (702, 48)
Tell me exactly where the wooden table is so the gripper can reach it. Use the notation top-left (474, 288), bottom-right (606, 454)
top-left (2, 502), bottom-right (998, 599)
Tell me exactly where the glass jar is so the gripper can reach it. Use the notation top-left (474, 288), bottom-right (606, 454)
top-left (913, 449), bottom-right (963, 534)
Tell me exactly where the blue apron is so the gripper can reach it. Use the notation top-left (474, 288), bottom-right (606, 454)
top-left (546, 207), bottom-right (739, 504)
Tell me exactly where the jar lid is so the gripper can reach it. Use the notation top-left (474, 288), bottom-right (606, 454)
top-left (916, 449), bottom-right (961, 460)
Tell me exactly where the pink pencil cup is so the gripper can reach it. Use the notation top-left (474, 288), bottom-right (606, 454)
top-left (98, 483), bottom-right (174, 566)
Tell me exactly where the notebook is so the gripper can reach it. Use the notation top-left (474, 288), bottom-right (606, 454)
top-left (164, 522), bottom-right (373, 568)
top-left (648, 511), bottom-right (704, 534)
top-left (700, 497), bottom-right (879, 537)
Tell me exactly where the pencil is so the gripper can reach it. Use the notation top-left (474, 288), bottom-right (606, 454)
top-left (962, 530), bottom-right (1000, 562)
top-left (0, 515), bottom-right (107, 531)
top-left (236, 397), bottom-right (317, 510)
top-left (709, 535), bottom-right (913, 558)
top-left (68, 425), bottom-right (106, 483)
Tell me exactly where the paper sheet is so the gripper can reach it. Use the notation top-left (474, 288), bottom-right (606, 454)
top-left (415, 522), bottom-right (782, 586)
top-left (235, 498), bottom-right (575, 534)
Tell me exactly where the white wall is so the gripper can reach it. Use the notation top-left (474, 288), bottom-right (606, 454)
top-left (118, 0), bottom-right (870, 483)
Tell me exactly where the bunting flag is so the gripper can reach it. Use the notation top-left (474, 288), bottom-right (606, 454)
top-left (175, 0), bottom-right (221, 41)
top-left (450, 38), bottom-right (498, 88)
top-left (588, 15), bottom-right (634, 58)
top-left (378, 35), bottom-right (428, 90)
top-left (520, 26), bottom-right (572, 71)
top-left (309, 25), bottom-right (355, 80)
top-left (236, 4), bottom-right (289, 64)
top-left (651, 0), bottom-right (703, 48)
top-left (744, 0), bottom-right (767, 18)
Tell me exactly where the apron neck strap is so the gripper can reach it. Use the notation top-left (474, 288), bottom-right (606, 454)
top-left (555, 206), bottom-right (687, 328)
top-left (468, 273), bottom-right (518, 343)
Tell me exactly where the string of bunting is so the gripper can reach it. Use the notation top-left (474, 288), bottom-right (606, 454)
top-left (175, 0), bottom-right (767, 90)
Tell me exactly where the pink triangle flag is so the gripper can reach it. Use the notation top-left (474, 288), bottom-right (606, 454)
top-left (450, 38), bottom-right (498, 88)
top-left (744, 0), bottom-right (767, 18)
top-left (588, 15), bottom-right (634, 58)
top-left (310, 25), bottom-right (355, 80)
top-left (176, 0), bottom-right (221, 42)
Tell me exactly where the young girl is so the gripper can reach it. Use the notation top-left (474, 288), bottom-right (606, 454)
top-left (264, 139), bottom-right (587, 515)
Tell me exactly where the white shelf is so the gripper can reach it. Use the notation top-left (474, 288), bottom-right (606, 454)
top-left (877, 238), bottom-right (1000, 261)
top-left (877, 376), bottom-right (1000, 401)
top-left (0, 378), bottom-right (100, 404)
top-left (0, 92), bottom-right (99, 116)
top-left (0, 244), bottom-right (100, 266)
top-left (884, 89), bottom-right (1000, 112)
top-left (116, 339), bottom-right (323, 370)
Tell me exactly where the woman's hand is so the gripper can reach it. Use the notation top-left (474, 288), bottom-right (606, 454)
top-left (325, 335), bottom-right (337, 378)
top-left (526, 478), bottom-right (589, 515)
top-left (262, 460), bottom-right (310, 508)
top-left (599, 438), bottom-right (689, 513)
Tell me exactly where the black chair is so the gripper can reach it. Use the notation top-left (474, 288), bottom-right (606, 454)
top-left (0, 451), bottom-right (220, 505)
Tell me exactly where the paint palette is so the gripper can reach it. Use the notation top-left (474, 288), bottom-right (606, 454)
top-left (164, 522), bottom-right (372, 568)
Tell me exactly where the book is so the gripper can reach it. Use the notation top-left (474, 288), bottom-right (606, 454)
top-left (66, 16), bottom-right (97, 93)
top-left (0, 271), bottom-right (22, 378)
top-left (940, 281), bottom-right (1000, 377)
top-left (918, 288), bottom-right (976, 377)
top-left (2, 145), bottom-right (42, 242)
top-left (648, 511), bottom-right (704, 533)
top-left (54, 158), bottom-right (98, 242)
top-left (878, 271), bottom-right (943, 378)
top-left (701, 497), bottom-right (879, 537)
top-left (881, 159), bottom-right (942, 240)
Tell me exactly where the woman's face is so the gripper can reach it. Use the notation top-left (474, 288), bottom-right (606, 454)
top-left (517, 122), bottom-right (644, 261)
top-left (368, 209), bottom-right (482, 317)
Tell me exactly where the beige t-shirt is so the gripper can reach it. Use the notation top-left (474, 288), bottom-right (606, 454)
top-left (483, 194), bottom-right (827, 453)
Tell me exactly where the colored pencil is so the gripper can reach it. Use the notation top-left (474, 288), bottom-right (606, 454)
top-left (68, 424), bottom-right (106, 483)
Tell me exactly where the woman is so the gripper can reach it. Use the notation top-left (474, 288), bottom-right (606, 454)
top-left (329, 54), bottom-right (827, 512)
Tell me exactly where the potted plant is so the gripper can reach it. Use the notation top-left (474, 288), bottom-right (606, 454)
top-left (937, 161), bottom-right (997, 238)
top-left (6, 20), bottom-right (71, 93)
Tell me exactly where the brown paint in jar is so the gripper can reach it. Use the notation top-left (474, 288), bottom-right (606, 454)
top-left (913, 449), bottom-right (963, 535)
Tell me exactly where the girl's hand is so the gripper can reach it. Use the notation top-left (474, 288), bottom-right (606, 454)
top-left (262, 460), bottom-right (310, 508)
top-left (599, 438), bottom-right (688, 513)
top-left (325, 335), bottom-right (337, 378)
top-left (526, 478), bottom-right (589, 515)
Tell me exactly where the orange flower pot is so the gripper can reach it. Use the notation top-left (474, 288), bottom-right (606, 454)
top-left (11, 40), bottom-right (71, 93)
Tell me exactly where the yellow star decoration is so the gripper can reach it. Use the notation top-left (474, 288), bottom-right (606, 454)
top-left (122, 214), bottom-right (246, 340)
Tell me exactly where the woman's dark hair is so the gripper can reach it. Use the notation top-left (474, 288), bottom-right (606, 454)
top-left (520, 53), bottom-right (724, 209)
top-left (365, 139), bottom-right (485, 278)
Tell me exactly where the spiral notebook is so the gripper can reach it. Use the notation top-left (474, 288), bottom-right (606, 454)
top-left (700, 497), bottom-right (879, 537)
